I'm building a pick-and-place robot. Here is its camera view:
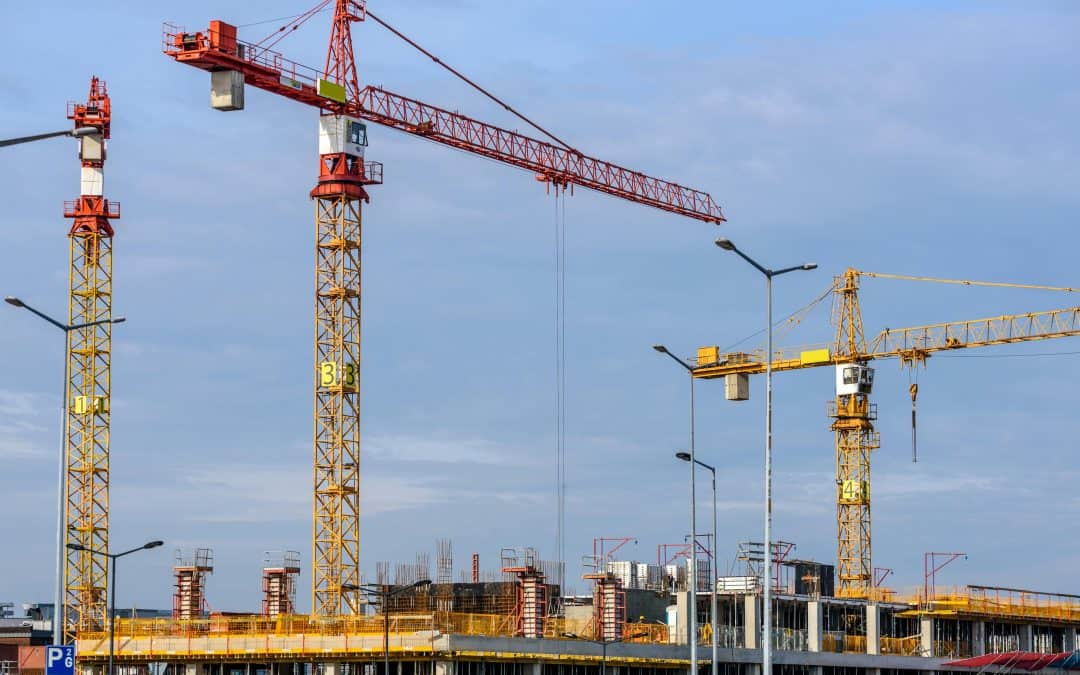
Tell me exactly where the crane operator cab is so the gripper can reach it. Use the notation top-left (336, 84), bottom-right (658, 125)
top-left (836, 364), bottom-right (874, 396)
top-left (319, 115), bottom-right (367, 159)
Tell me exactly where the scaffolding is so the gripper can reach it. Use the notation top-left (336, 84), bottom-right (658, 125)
top-left (262, 550), bottom-right (301, 618)
top-left (173, 548), bottom-right (213, 620)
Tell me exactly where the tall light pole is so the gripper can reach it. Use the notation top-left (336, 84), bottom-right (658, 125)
top-left (677, 452), bottom-right (718, 675)
top-left (0, 126), bottom-right (99, 148)
top-left (652, 344), bottom-right (699, 674)
top-left (713, 239), bottom-right (816, 675)
top-left (67, 540), bottom-right (164, 675)
top-left (6, 296), bottom-right (126, 645)
top-left (345, 580), bottom-right (432, 675)
top-left (562, 632), bottom-right (649, 675)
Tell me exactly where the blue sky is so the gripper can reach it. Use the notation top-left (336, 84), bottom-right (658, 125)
top-left (2, 0), bottom-right (1079, 612)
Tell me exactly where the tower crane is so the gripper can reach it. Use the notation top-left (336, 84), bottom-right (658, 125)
top-left (163, 0), bottom-right (724, 616)
top-left (691, 267), bottom-right (1080, 599)
top-left (63, 77), bottom-right (120, 642)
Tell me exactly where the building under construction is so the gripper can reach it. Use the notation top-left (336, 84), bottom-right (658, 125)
top-left (72, 539), bottom-right (1080, 675)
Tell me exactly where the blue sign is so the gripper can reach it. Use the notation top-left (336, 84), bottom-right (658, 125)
top-left (45, 645), bottom-right (74, 675)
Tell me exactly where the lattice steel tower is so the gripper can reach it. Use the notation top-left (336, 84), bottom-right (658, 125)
top-left (310, 0), bottom-right (380, 616)
top-left (62, 76), bottom-right (119, 640)
top-left (829, 269), bottom-right (878, 598)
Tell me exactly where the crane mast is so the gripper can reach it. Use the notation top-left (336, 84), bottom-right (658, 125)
top-left (63, 76), bottom-right (120, 641)
top-left (164, 0), bottom-right (724, 616)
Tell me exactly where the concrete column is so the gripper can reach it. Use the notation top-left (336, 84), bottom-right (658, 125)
top-left (866, 604), bottom-right (880, 656)
top-left (1022, 624), bottom-right (1034, 652)
top-left (185, 665), bottom-right (208, 675)
top-left (744, 594), bottom-right (760, 650)
top-left (807, 600), bottom-right (823, 652)
top-left (745, 665), bottom-right (761, 675)
top-left (323, 665), bottom-right (340, 675)
top-left (920, 616), bottom-right (934, 657)
top-left (1064, 627), bottom-right (1077, 652)
top-left (526, 663), bottom-right (542, 675)
top-left (675, 591), bottom-right (691, 645)
top-left (972, 621), bottom-right (985, 656)
top-left (434, 663), bottom-right (455, 675)
top-left (809, 667), bottom-right (822, 675)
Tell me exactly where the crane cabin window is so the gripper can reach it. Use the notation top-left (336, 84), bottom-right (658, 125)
top-left (349, 121), bottom-right (368, 147)
top-left (843, 367), bottom-right (859, 385)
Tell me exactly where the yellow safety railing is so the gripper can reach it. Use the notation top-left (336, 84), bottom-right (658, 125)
top-left (894, 585), bottom-right (1080, 622)
top-left (81, 613), bottom-right (669, 645)
top-left (842, 635), bottom-right (866, 654)
top-left (880, 636), bottom-right (920, 656)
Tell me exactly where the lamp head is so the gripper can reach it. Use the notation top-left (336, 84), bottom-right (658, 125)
top-left (144, 540), bottom-right (164, 550)
top-left (651, 344), bottom-right (667, 354)
top-left (66, 543), bottom-right (86, 551)
top-left (71, 127), bottom-right (100, 138)
top-left (802, 263), bottom-right (818, 271)
top-left (4, 297), bottom-right (24, 308)
top-left (675, 452), bottom-right (692, 462)
top-left (714, 238), bottom-right (735, 251)
top-left (112, 317), bottom-right (127, 324)
top-left (412, 579), bottom-right (432, 589)
top-left (561, 632), bottom-right (579, 640)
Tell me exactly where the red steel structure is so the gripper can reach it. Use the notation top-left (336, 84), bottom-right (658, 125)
top-left (163, 0), bottom-right (724, 618)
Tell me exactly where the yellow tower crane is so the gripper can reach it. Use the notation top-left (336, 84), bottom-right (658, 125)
top-left (692, 268), bottom-right (1080, 599)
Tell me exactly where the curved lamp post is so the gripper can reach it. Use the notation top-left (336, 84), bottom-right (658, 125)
top-left (67, 541), bottom-right (164, 675)
top-left (713, 239), bottom-right (816, 675)
top-left (8, 296), bottom-right (126, 645)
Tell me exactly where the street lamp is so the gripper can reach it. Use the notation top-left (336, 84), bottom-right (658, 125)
top-left (344, 580), bottom-right (432, 675)
top-left (652, 344), bottom-right (700, 674)
top-left (66, 541), bottom-right (164, 675)
top-left (677, 451), bottom-right (718, 675)
top-left (0, 126), bottom-right (100, 148)
top-left (713, 239), bottom-right (816, 675)
top-left (561, 632), bottom-right (649, 675)
top-left (7, 296), bottom-right (126, 645)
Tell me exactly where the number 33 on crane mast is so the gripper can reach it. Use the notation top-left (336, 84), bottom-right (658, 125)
top-left (319, 361), bottom-right (358, 389)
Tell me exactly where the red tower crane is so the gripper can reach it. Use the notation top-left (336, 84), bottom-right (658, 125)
top-left (163, 0), bottom-right (725, 617)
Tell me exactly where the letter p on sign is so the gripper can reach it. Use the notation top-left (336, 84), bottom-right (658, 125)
top-left (46, 646), bottom-right (75, 675)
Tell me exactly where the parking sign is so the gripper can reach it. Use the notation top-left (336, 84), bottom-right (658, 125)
top-left (46, 645), bottom-right (75, 675)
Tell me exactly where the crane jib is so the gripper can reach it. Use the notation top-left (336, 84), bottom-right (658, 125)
top-left (162, 21), bottom-right (725, 225)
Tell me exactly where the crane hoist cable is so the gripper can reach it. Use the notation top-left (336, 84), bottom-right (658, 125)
top-left (552, 186), bottom-right (568, 598)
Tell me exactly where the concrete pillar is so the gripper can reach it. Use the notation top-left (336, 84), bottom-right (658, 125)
top-left (807, 600), bottom-right (823, 652)
top-left (744, 594), bottom-right (761, 650)
top-left (809, 667), bottom-right (822, 675)
top-left (1022, 624), bottom-right (1034, 652)
top-left (920, 616), bottom-right (934, 657)
top-left (185, 666), bottom-right (208, 675)
top-left (434, 663), bottom-right (455, 675)
top-left (1064, 627), bottom-right (1077, 652)
top-left (972, 621), bottom-right (985, 656)
top-left (323, 665), bottom-right (340, 675)
top-left (866, 604), bottom-right (880, 656)
top-left (526, 663), bottom-right (542, 675)
top-left (675, 591), bottom-right (691, 645)
top-left (745, 665), bottom-right (761, 675)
